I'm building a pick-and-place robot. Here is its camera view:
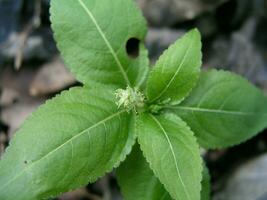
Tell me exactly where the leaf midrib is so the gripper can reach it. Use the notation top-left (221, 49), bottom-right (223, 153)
top-left (149, 114), bottom-right (191, 200)
top-left (0, 109), bottom-right (126, 191)
top-left (150, 39), bottom-right (194, 103)
top-left (77, 0), bottom-right (131, 86)
top-left (168, 106), bottom-right (267, 116)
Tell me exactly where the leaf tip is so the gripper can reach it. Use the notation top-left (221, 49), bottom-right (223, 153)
top-left (188, 28), bottom-right (201, 41)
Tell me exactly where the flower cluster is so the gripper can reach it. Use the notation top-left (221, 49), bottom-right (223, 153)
top-left (115, 86), bottom-right (145, 112)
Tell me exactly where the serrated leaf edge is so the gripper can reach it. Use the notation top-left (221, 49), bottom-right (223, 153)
top-left (147, 29), bottom-right (202, 105)
top-left (167, 69), bottom-right (267, 150)
top-left (137, 113), bottom-right (203, 200)
top-left (0, 87), bottom-right (137, 200)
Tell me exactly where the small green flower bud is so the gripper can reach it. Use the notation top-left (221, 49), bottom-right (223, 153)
top-left (115, 86), bottom-right (145, 112)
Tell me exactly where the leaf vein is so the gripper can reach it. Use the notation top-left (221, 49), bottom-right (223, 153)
top-left (77, 0), bottom-right (130, 86)
top-left (150, 39), bottom-right (194, 102)
top-left (169, 106), bottom-right (266, 116)
top-left (0, 109), bottom-right (126, 191)
top-left (149, 114), bottom-right (191, 200)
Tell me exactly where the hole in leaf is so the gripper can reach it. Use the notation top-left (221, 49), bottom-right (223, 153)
top-left (126, 38), bottom-right (140, 58)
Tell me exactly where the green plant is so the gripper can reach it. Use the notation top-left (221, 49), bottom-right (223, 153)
top-left (0, 0), bottom-right (267, 199)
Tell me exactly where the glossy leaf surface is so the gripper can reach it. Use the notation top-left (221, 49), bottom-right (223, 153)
top-left (167, 70), bottom-right (267, 149)
top-left (146, 29), bottom-right (201, 105)
top-left (0, 87), bottom-right (135, 200)
top-left (137, 113), bottom-right (202, 200)
top-left (51, 0), bottom-right (149, 88)
top-left (117, 144), bottom-right (172, 200)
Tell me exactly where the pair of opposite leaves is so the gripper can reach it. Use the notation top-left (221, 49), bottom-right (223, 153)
top-left (0, 0), bottom-right (267, 200)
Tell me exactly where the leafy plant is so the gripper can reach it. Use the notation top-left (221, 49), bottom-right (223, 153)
top-left (0, 0), bottom-right (267, 199)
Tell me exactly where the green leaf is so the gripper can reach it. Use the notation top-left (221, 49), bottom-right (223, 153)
top-left (166, 70), bottom-right (267, 149)
top-left (51, 0), bottom-right (149, 88)
top-left (117, 144), bottom-right (172, 200)
top-left (146, 29), bottom-right (202, 105)
top-left (0, 87), bottom-right (135, 200)
top-left (201, 164), bottom-right (211, 200)
top-left (117, 145), bottom-right (210, 200)
top-left (137, 113), bottom-right (202, 200)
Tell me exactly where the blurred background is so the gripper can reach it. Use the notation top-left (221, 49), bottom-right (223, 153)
top-left (0, 0), bottom-right (267, 199)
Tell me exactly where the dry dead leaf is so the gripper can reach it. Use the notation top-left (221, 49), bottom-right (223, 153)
top-left (0, 87), bottom-right (19, 106)
top-left (1, 100), bottom-right (43, 138)
top-left (30, 56), bottom-right (75, 96)
top-left (0, 66), bottom-right (36, 100)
